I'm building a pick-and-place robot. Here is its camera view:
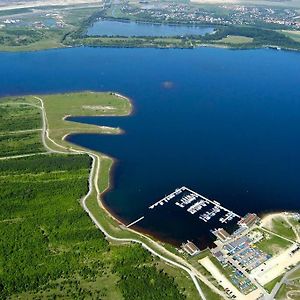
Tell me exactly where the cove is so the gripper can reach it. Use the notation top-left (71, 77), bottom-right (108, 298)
top-left (1, 47), bottom-right (300, 248)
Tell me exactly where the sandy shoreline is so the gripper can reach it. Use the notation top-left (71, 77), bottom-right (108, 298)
top-left (260, 211), bottom-right (297, 229)
top-left (260, 211), bottom-right (287, 228)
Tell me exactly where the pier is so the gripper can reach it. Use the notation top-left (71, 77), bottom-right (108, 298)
top-left (126, 216), bottom-right (144, 228)
top-left (183, 187), bottom-right (241, 219)
top-left (148, 187), bottom-right (184, 209)
top-left (147, 186), bottom-right (241, 225)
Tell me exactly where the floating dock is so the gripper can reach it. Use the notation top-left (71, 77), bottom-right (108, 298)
top-left (126, 216), bottom-right (144, 228)
top-left (147, 186), bottom-right (241, 224)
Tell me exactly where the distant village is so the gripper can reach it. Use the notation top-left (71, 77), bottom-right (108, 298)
top-left (116, 2), bottom-right (300, 29)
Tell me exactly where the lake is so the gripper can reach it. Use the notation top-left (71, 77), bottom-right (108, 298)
top-left (87, 19), bottom-right (214, 37)
top-left (1, 47), bottom-right (299, 248)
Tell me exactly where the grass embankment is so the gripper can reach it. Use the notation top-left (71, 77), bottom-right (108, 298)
top-left (263, 274), bottom-right (283, 293)
top-left (0, 92), bottom-right (207, 299)
top-left (262, 214), bottom-right (298, 242)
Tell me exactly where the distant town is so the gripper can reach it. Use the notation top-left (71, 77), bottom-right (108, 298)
top-left (101, 1), bottom-right (300, 30)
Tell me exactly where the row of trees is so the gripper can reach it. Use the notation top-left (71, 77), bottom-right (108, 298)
top-left (202, 26), bottom-right (300, 49)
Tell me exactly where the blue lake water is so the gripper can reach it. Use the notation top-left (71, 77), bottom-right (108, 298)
top-left (87, 20), bottom-right (214, 37)
top-left (1, 47), bottom-right (300, 247)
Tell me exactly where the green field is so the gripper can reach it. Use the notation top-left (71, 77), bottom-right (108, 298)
top-left (0, 92), bottom-right (211, 299)
top-left (271, 217), bottom-right (297, 241)
top-left (282, 30), bottom-right (300, 43)
top-left (288, 267), bottom-right (300, 280)
top-left (0, 28), bottom-right (67, 51)
top-left (218, 35), bottom-right (254, 44)
top-left (255, 230), bottom-right (291, 255)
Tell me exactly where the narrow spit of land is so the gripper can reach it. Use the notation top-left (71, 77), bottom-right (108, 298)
top-left (0, 92), bottom-right (229, 300)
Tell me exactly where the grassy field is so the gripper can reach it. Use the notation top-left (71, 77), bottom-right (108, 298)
top-left (255, 230), bottom-right (292, 255)
top-left (73, 36), bottom-right (195, 48)
top-left (282, 30), bottom-right (300, 42)
top-left (288, 267), bottom-right (300, 280)
top-left (0, 28), bottom-right (67, 51)
top-left (1, 92), bottom-right (132, 152)
top-left (0, 92), bottom-right (211, 299)
top-left (271, 217), bottom-right (297, 241)
top-left (218, 35), bottom-right (254, 44)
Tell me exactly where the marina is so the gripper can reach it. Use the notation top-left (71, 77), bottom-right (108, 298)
top-left (147, 186), bottom-right (240, 224)
top-left (126, 187), bottom-right (241, 247)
